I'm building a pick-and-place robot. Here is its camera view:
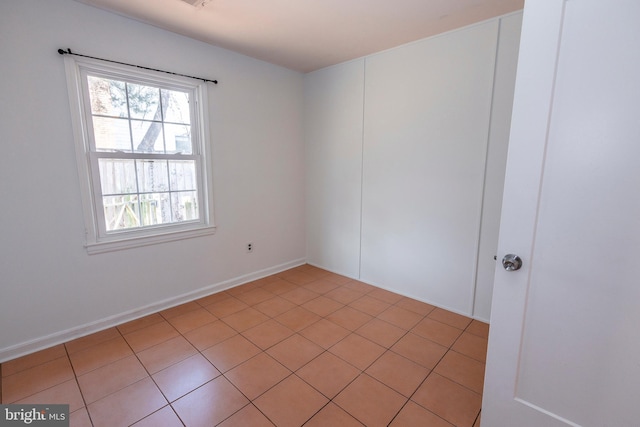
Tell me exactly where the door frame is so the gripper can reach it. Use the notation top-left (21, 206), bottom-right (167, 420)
top-left (482, 0), bottom-right (571, 425)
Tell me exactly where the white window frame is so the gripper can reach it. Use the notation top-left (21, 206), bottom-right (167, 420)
top-left (64, 56), bottom-right (216, 254)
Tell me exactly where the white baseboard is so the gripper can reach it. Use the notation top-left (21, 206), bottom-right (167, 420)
top-left (472, 315), bottom-right (490, 324)
top-left (304, 261), bottom-right (358, 281)
top-left (0, 258), bottom-right (306, 363)
top-left (307, 261), bottom-right (489, 324)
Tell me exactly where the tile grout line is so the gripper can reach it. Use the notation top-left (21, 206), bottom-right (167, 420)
top-left (122, 313), bottom-right (192, 426)
top-left (284, 288), bottom-right (428, 426)
top-left (62, 340), bottom-right (92, 425)
top-left (139, 277), bottom-right (316, 425)
top-left (212, 272), bottom-right (380, 425)
top-left (2, 266), bottom-right (487, 426)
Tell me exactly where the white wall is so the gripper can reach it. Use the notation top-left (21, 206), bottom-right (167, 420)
top-left (304, 60), bottom-right (365, 278)
top-left (0, 0), bottom-right (305, 361)
top-left (305, 14), bottom-right (521, 318)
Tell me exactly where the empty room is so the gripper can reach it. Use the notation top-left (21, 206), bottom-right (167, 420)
top-left (1, 0), bottom-right (638, 426)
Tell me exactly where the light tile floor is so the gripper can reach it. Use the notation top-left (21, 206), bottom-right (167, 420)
top-left (0, 265), bottom-right (488, 427)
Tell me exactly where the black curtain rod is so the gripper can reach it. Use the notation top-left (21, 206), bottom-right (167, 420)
top-left (57, 48), bottom-right (218, 85)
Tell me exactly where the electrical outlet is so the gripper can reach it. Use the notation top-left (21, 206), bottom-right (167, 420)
top-left (247, 242), bottom-right (253, 253)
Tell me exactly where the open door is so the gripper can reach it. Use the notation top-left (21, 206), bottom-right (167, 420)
top-left (482, 0), bottom-right (640, 425)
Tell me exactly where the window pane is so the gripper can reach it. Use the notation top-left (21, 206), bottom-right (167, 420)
top-left (99, 159), bottom-right (137, 195)
top-left (169, 160), bottom-right (197, 191)
top-left (88, 76), bottom-right (128, 118)
top-left (73, 60), bottom-right (211, 243)
top-left (93, 117), bottom-right (132, 152)
top-left (171, 191), bottom-right (199, 222)
top-left (131, 120), bottom-right (164, 153)
top-left (103, 195), bottom-right (140, 231)
top-left (136, 160), bottom-right (169, 193)
top-left (162, 89), bottom-right (190, 125)
top-left (139, 193), bottom-right (171, 226)
top-left (127, 83), bottom-right (160, 120)
top-left (164, 124), bottom-right (192, 154)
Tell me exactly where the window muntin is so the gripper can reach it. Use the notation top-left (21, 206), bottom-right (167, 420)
top-left (95, 157), bottom-right (199, 232)
top-left (87, 76), bottom-right (193, 155)
top-left (65, 56), bottom-right (214, 253)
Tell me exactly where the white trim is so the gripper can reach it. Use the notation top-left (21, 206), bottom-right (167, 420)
top-left (470, 18), bottom-right (502, 318)
top-left (65, 56), bottom-right (100, 242)
top-left (63, 55), bottom-right (215, 253)
top-left (358, 58), bottom-right (366, 279)
top-left (0, 258), bottom-right (305, 363)
top-left (306, 261), bottom-right (483, 321)
top-left (86, 225), bottom-right (216, 254)
top-left (513, 399), bottom-right (582, 427)
top-left (305, 261), bottom-right (359, 282)
top-left (482, 0), bottom-right (569, 424)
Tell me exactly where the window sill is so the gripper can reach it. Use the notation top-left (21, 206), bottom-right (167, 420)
top-left (85, 225), bottom-right (216, 255)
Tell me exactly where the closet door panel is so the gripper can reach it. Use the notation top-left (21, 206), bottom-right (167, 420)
top-left (361, 21), bottom-right (499, 314)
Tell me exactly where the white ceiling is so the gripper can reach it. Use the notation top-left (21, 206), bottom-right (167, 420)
top-left (75, 0), bottom-right (524, 73)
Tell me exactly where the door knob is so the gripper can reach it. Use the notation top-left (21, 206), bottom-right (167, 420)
top-left (502, 254), bottom-right (522, 271)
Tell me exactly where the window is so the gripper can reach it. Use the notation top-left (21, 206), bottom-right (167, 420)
top-left (64, 56), bottom-right (215, 254)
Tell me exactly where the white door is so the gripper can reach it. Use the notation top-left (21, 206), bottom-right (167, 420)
top-left (482, 1), bottom-right (640, 426)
